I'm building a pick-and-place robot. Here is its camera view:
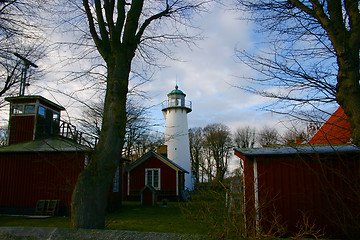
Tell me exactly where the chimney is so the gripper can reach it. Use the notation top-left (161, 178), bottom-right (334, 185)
top-left (156, 145), bottom-right (167, 158)
top-left (294, 136), bottom-right (303, 144)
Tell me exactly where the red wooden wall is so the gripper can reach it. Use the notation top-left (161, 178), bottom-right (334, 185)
top-left (126, 156), bottom-right (178, 197)
top-left (239, 152), bottom-right (360, 238)
top-left (0, 152), bottom-right (85, 208)
top-left (8, 116), bottom-right (35, 145)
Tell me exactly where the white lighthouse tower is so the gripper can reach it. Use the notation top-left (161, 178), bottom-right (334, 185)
top-left (162, 85), bottom-right (193, 190)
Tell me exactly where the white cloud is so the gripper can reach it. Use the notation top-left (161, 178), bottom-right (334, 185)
top-left (142, 2), bottom-right (282, 133)
top-left (1, 2), bottom-right (285, 137)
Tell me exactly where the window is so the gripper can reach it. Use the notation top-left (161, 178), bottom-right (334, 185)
top-left (113, 167), bottom-right (120, 192)
top-left (145, 168), bottom-right (160, 190)
top-left (11, 104), bottom-right (35, 115)
top-left (38, 106), bottom-right (45, 116)
top-left (12, 105), bottom-right (24, 114)
top-left (24, 105), bottom-right (35, 114)
top-left (53, 112), bottom-right (59, 122)
top-left (36, 105), bottom-right (61, 138)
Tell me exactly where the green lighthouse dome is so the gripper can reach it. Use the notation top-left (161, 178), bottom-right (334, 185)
top-left (167, 85), bottom-right (186, 97)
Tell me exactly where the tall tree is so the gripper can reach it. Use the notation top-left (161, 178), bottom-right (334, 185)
top-left (130, 132), bottom-right (164, 160)
top-left (234, 126), bottom-right (256, 148)
top-left (236, 0), bottom-right (360, 145)
top-left (0, 0), bottom-right (45, 106)
top-left (189, 127), bottom-right (204, 185)
top-left (203, 123), bottom-right (232, 182)
top-left (71, 0), bottom-right (207, 229)
top-left (257, 126), bottom-right (279, 146)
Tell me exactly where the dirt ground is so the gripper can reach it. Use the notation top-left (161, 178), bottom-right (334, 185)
top-left (0, 227), bottom-right (209, 240)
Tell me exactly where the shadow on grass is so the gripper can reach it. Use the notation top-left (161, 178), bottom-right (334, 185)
top-left (0, 201), bottom-right (208, 235)
top-left (105, 201), bottom-right (208, 235)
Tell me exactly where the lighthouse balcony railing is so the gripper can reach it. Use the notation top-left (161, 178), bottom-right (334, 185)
top-left (161, 100), bottom-right (192, 110)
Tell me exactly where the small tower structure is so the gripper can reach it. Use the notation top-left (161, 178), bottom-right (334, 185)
top-left (5, 96), bottom-right (65, 145)
top-left (162, 85), bottom-right (193, 190)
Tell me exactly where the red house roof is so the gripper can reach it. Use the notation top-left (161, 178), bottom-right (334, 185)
top-left (126, 150), bottom-right (188, 173)
top-left (308, 106), bottom-right (352, 144)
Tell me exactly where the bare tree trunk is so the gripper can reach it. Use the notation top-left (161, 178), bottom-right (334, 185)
top-left (70, 0), bottom-right (205, 228)
top-left (336, 49), bottom-right (360, 145)
top-left (71, 58), bottom-right (130, 228)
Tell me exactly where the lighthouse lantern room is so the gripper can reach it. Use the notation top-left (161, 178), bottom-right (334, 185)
top-left (162, 85), bottom-right (193, 190)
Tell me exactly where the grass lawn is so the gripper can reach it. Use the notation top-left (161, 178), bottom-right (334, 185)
top-left (0, 201), bottom-right (208, 235)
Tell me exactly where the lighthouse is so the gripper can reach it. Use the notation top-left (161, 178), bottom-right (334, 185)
top-left (162, 85), bottom-right (193, 190)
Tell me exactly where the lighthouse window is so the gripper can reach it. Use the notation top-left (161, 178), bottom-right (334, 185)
top-left (145, 168), bottom-right (160, 190)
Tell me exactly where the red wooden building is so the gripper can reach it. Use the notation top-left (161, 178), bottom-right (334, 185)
top-left (0, 95), bottom-right (123, 215)
top-left (123, 150), bottom-right (188, 202)
top-left (235, 107), bottom-right (360, 238)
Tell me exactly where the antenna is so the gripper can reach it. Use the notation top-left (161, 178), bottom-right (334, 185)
top-left (13, 52), bottom-right (38, 96)
top-left (176, 75), bottom-right (180, 88)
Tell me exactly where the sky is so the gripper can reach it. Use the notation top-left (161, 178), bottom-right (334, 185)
top-left (0, 2), bottom-right (322, 144)
top-left (0, 1), bottom-right (342, 172)
top-left (132, 3), bottom-right (287, 133)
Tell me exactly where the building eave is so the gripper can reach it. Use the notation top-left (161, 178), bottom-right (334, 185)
top-left (0, 137), bottom-right (91, 153)
top-left (5, 95), bottom-right (65, 111)
top-left (234, 144), bottom-right (360, 157)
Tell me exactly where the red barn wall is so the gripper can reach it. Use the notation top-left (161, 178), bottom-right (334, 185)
top-left (127, 156), bottom-right (177, 197)
top-left (0, 152), bottom-right (85, 209)
top-left (249, 153), bottom-right (360, 237)
top-left (8, 115), bottom-right (35, 144)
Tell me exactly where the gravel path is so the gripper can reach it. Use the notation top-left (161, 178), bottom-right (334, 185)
top-left (0, 227), bottom-right (209, 240)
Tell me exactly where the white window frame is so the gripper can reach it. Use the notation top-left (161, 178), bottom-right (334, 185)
top-left (145, 168), bottom-right (161, 190)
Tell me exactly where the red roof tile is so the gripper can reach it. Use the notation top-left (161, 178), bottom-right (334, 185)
top-left (308, 107), bottom-right (352, 144)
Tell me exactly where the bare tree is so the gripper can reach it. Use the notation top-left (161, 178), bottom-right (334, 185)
top-left (0, 1), bottom-right (46, 106)
top-left (236, 0), bottom-right (360, 145)
top-left (78, 100), bottom-right (104, 139)
top-left (203, 123), bottom-right (233, 182)
top-left (189, 127), bottom-right (204, 185)
top-left (77, 97), bottom-right (162, 160)
top-left (70, 0), bottom-right (208, 229)
top-left (130, 132), bottom-right (164, 160)
top-left (123, 99), bottom-right (156, 160)
top-left (203, 147), bottom-right (215, 182)
top-left (257, 126), bottom-right (279, 146)
top-left (234, 126), bottom-right (256, 148)
top-left (282, 128), bottom-right (303, 144)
